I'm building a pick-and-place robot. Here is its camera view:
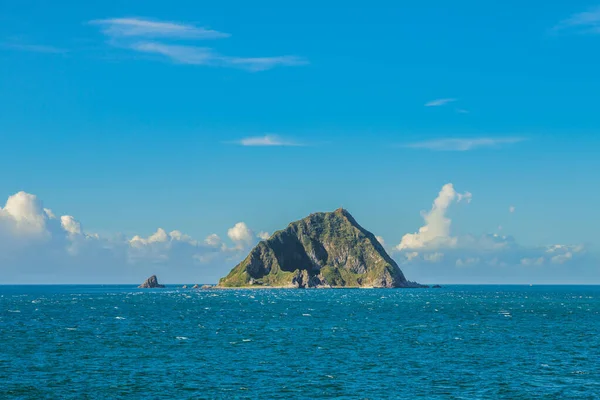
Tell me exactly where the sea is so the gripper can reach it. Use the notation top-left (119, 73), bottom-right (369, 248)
top-left (1, 285), bottom-right (598, 399)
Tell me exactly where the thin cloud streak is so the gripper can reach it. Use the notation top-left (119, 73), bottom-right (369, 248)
top-left (132, 42), bottom-right (307, 71)
top-left (90, 17), bottom-right (307, 71)
top-left (235, 135), bottom-right (302, 147)
top-left (90, 17), bottom-right (230, 39)
top-left (404, 137), bottom-right (526, 151)
top-left (553, 7), bottom-right (600, 34)
top-left (425, 98), bottom-right (457, 107)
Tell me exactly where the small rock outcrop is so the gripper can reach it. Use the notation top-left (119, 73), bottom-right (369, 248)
top-left (432, 285), bottom-right (442, 289)
top-left (182, 285), bottom-right (188, 289)
top-left (201, 285), bottom-right (213, 290)
top-left (218, 208), bottom-right (426, 288)
top-left (192, 284), bottom-right (199, 289)
top-left (138, 275), bottom-right (165, 288)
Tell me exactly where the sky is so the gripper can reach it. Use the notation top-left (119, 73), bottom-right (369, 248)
top-left (1, 0), bottom-right (600, 284)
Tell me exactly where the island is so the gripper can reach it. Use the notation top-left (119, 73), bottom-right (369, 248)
top-left (138, 275), bottom-right (165, 288)
top-left (218, 208), bottom-right (426, 288)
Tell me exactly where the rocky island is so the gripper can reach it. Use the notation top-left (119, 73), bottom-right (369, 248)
top-left (218, 208), bottom-right (426, 288)
top-left (138, 275), bottom-right (165, 288)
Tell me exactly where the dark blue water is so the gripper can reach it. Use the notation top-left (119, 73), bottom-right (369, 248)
top-left (1, 285), bottom-right (599, 399)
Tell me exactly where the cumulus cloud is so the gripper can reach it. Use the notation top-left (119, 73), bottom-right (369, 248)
top-left (0, 191), bottom-right (260, 284)
top-left (227, 222), bottom-right (254, 248)
top-left (375, 236), bottom-right (385, 246)
top-left (509, 205), bottom-right (516, 213)
top-left (61, 216), bottom-right (82, 235)
top-left (204, 233), bottom-right (223, 248)
top-left (257, 231), bottom-right (270, 240)
top-left (1, 192), bottom-right (49, 236)
top-left (396, 183), bottom-right (471, 251)
top-left (393, 184), bottom-right (590, 283)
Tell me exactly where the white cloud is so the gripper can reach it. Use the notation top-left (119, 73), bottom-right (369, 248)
top-left (131, 42), bottom-right (306, 71)
top-left (1, 191), bottom-right (49, 236)
top-left (61, 216), bottom-right (82, 235)
top-left (228, 222), bottom-right (253, 248)
top-left (0, 191), bottom-right (261, 284)
top-left (546, 244), bottom-right (584, 264)
top-left (90, 17), bottom-right (307, 71)
top-left (204, 233), bottom-right (223, 247)
top-left (521, 257), bottom-right (545, 266)
top-left (394, 184), bottom-right (589, 282)
top-left (376, 236), bottom-right (385, 246)
top-left (227, 55), bottom-right (308, 71)
top-left (553, 7), bottom-right (600, 34)
top-left (551, 252), bottom-right (572, 264)
top-left (404, 137), bottom-right (526, 151)
top-left (130, 228), bottom-right (169, 247)
top-left (396, 183), bottom-right (471, 251)
top-left (236, 135), bottom-right (301, 147)
top-left (425, 98), bottom-right (457, 107)
top-left (258, 231), bottom-right (270, 240)
top-left (90, 17), bottom-right (230, 39)
top-left (509, 205), bottom-right (516, 213)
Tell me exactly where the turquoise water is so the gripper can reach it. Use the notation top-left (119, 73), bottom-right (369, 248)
top-left (1, 285), bottom-right (599, 399)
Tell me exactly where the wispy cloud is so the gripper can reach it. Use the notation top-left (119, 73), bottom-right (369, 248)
top-left (235, 135), bottom-right (302, 147)
top-left (404, 137), bottom-right (526, 151)
top-left (1, 42), bottom-right (67, 54)
top-left (425, 98), bottom-right (457, 107)
top-left (226, 55), bottom-right (308, 71)
top-left (90, 17), bottom-right (307, 71)
top-left (553, 6), bottom-right (600, 34)
top-left (90, 17), bottom-right (230, 39)
top-left (132, 42), bottom-right (307, 71)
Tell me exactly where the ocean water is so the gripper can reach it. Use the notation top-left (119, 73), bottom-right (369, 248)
top-left (1, 285), bottom-right (599, 399)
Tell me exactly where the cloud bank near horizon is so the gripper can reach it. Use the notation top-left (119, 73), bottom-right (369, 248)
top-left (0, 191), bottom-right (263, 284)
top-left (387, 183), bottom-right (591, 284)
top-left (0, 187), bottom-right (594, 284)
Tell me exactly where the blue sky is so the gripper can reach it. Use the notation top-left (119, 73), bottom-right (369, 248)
top-left (1, 1), bottom-right (599, 284)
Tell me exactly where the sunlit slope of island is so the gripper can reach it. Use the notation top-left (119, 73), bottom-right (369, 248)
top-left (218, 208), bottom-right (426, 288)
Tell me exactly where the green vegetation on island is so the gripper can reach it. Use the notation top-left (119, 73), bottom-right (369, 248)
top-left (218, 208), bottom-right (426, 288)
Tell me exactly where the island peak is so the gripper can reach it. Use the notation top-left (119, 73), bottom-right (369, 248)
top-left (218, 209), bottom-right (426, 288)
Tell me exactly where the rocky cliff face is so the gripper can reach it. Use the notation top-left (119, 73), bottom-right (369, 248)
top-left (218, 208), bottom-right (425, 288)
top-left (138, 275), bottom-right (165, 288)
